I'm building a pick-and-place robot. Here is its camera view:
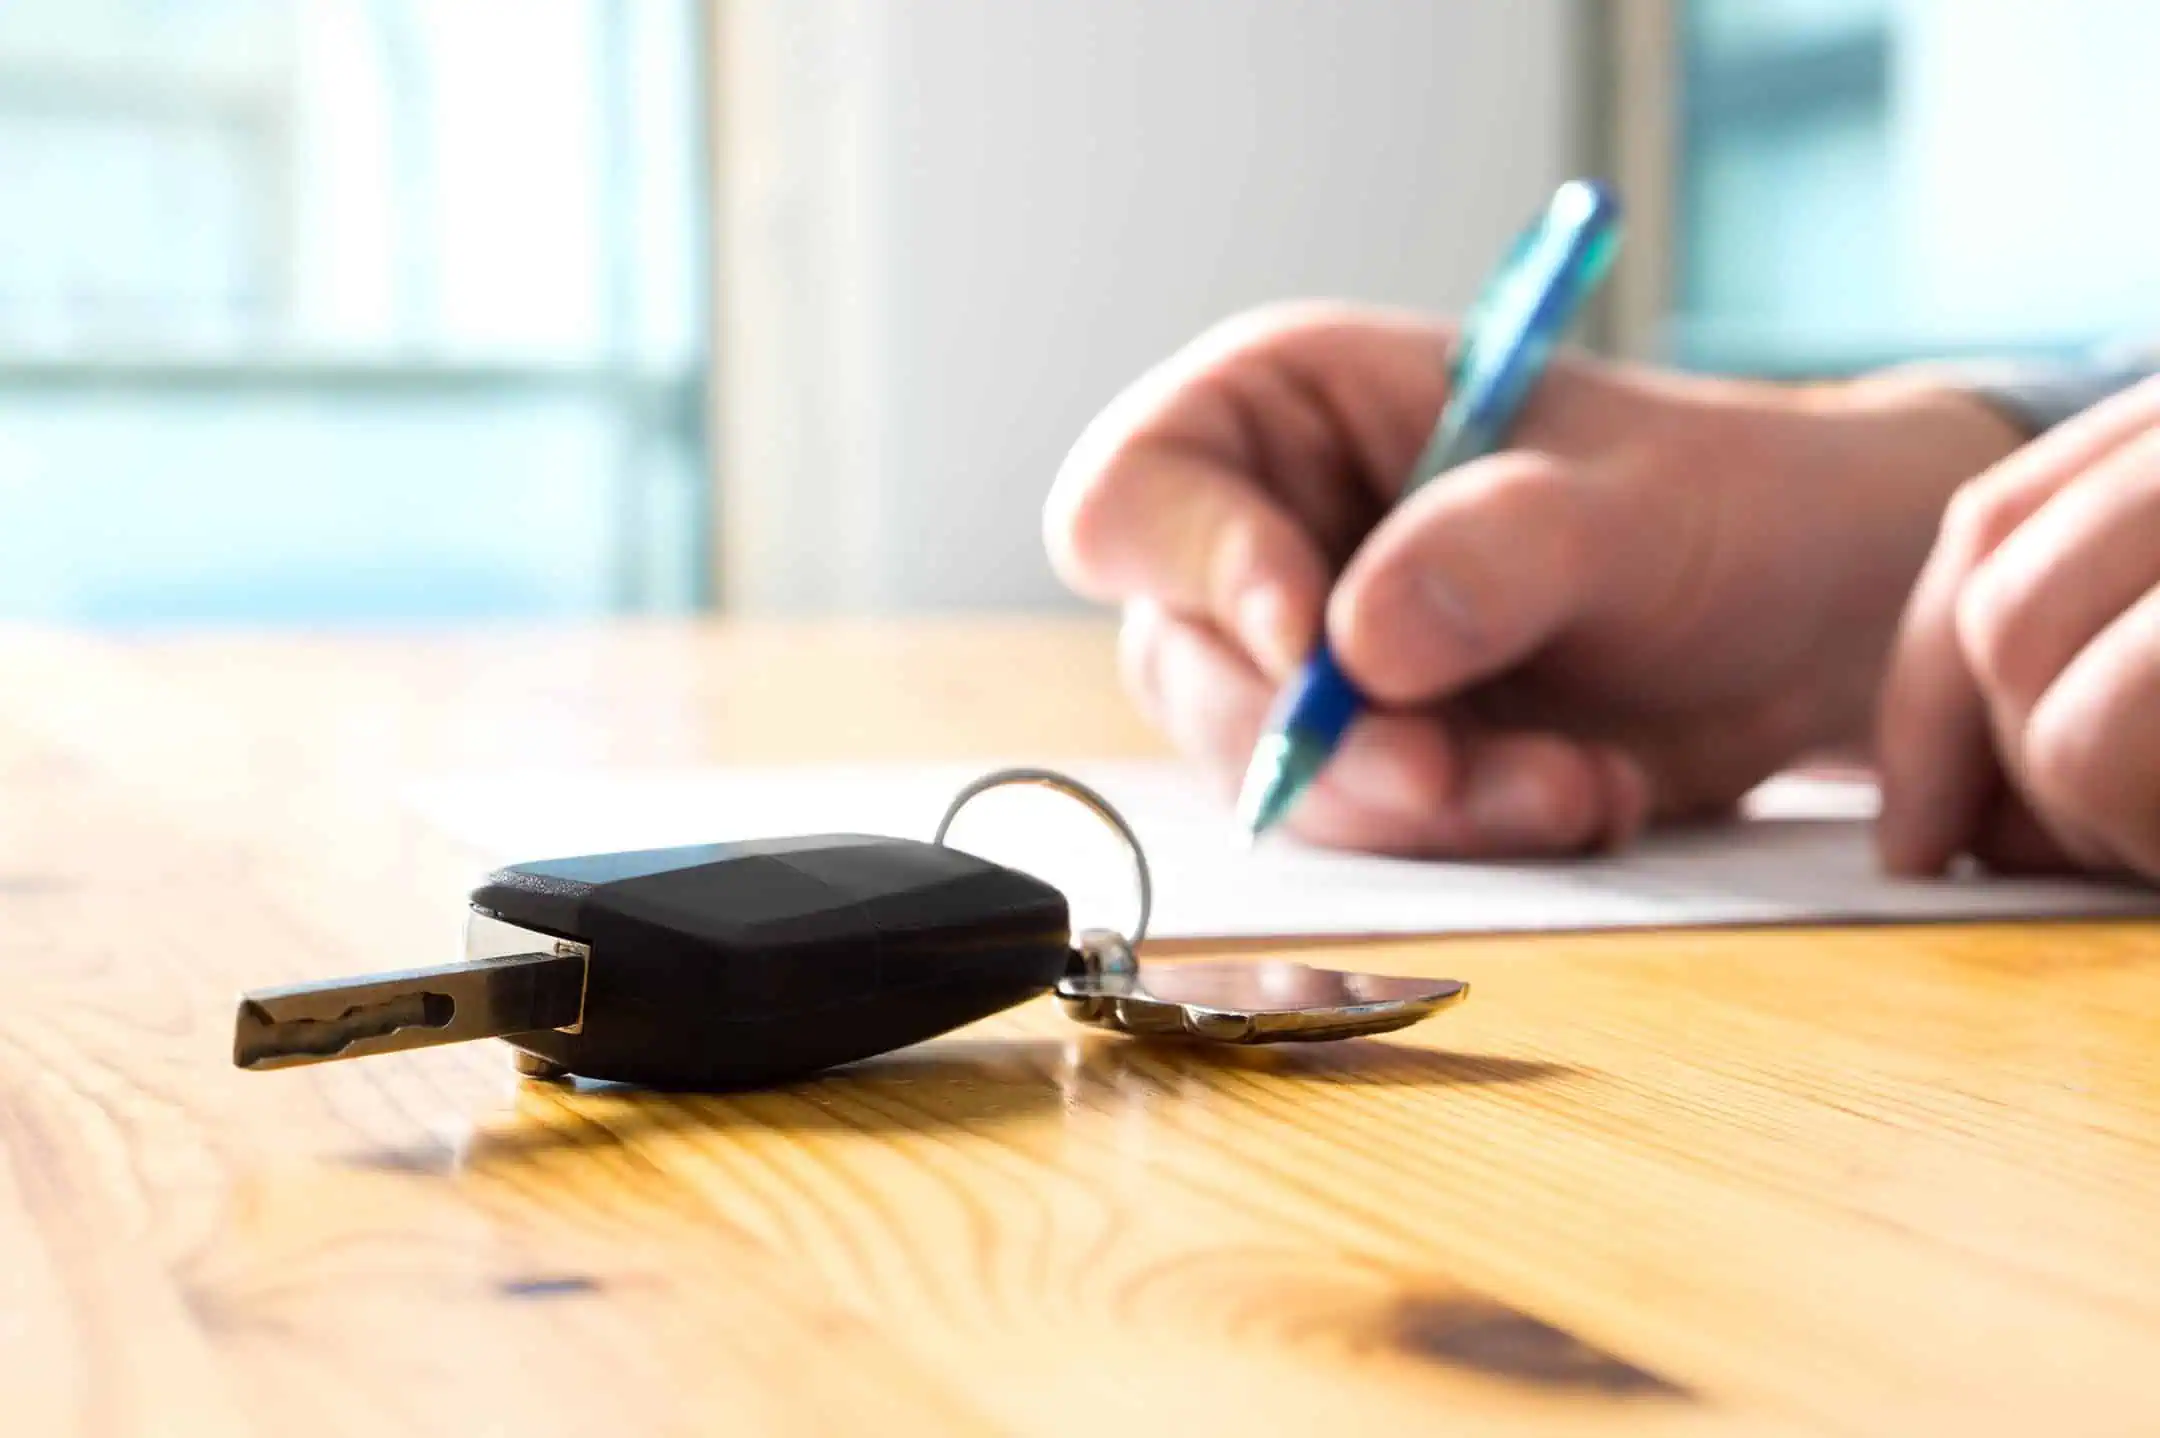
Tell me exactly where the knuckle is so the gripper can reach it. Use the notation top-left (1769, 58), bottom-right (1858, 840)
top-left (1041, 480), bottom-right (1085, 582)
top-left (2024, 662), bottom-right (2160, 874)
top-left (1952, 559), bottom-right (2034, 697)
top-left (2022, 701), bottom-right (2118, 832)
top-left (1114, 601), bottom-right (1171, 717)
top-left (1187, 298), bottom-right (1373, 364)
top-left (1194, 299), bottom-right (1331, 351)
top-left (1044, 432), bottom-right (1136, 593)
top-left (1205, 511), bottom-right (1270, 598)
top-left (1938, 476), bottom-right (2026, 563)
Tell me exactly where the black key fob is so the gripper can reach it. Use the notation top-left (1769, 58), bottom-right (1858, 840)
top-left (475, 834), bottom-right (1072, 1089)
top-left (232, 832), bottom-right (1071, 1090)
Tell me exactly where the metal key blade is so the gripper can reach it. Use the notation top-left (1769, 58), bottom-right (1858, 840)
top-left (233, 949), bottom-right (586, 1071)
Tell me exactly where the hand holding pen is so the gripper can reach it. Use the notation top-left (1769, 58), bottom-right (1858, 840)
top-left (1045, 182), bottom-right (2030, 861)
top-left (1235, 180), bottom-right (1623, 837)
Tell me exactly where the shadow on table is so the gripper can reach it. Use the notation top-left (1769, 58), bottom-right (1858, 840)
top-left (347, 1036), bottom-right (1578, 1174)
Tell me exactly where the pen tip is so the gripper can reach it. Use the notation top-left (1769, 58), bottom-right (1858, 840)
top-left (1235, 737), bottom-right (1304, 843)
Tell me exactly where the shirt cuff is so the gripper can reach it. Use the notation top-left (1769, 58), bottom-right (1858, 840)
top-left (1934, 352), bottom-right (2159, 438)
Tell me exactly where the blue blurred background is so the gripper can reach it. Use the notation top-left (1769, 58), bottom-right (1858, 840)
top-left (1673, 0), bottom-right (2160, 376)
top-left (0, 1), bottom-right (2153, 630)
top-left (0, 0), bottom-right (706, 628)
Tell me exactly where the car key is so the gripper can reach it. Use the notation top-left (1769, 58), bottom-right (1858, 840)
top-left (233, 830), bottom-right (1077, 1089)
top-left (232, 768), bottom-right (1468, 1090)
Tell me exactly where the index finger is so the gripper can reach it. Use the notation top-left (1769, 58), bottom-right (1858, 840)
top-left (1043, 303), bottom-right (1453, 676)
top-left (1873, 505), bottom-right (2004, 876)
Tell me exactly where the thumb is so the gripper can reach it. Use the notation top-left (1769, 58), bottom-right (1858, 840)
top-left (1325, 451), bottom-right (1610, 706)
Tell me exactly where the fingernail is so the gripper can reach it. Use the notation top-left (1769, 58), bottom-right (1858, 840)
top-left (1465, 767), bottom-right (1551, 847)
top-left (1414, 570), bottom-right (1480, 643)
top-left (1364, 569), bottom-right (1481, 684)
top-left (1235, 583), bottom-right (1303, 677)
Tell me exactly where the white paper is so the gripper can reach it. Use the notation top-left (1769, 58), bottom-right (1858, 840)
top-left (403, 759), bottom-right (2160, 942)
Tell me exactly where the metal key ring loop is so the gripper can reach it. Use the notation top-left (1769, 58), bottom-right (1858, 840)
top-left (932, 767), bottom-right (1152, 948)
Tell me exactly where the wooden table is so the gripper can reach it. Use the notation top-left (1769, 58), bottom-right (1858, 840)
top-left (3, 617), bottom-right (2157, 1438)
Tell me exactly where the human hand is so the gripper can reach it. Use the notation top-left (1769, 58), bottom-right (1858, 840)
top-left (1045, 303), bottom-right (2024, 856)
top-left (1878, 374), bottom-right (2160, 883)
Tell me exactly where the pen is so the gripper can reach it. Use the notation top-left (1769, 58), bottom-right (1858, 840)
top-left (1235, 178), bottom-right (1624, 840)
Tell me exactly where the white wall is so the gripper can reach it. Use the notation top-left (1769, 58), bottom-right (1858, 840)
top-left (1895, 0), bottom-right (2160, 347)
top-left (712, 0), bottom-right (1585, 614)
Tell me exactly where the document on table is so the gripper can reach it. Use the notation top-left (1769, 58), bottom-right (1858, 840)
top-left (404, 759), bottom-right (2160, 942)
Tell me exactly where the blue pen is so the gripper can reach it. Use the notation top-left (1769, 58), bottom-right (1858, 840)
top-left (1235, 178), bottom-right (1624, 839)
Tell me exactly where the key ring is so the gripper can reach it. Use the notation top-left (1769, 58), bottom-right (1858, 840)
top-left (933, 767), bottom-right (1152, 949)
top-left (933, 765), bottom-right (1467, 1046)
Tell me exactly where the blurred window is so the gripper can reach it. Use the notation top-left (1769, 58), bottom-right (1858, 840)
top-left (1673, 0), bottom-right (2160, 377)
top-left (0, 0), bottom-right (708, 627)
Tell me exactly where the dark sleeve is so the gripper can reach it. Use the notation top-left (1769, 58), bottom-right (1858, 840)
top-left (1943, 349), bottom-right (2159, 438)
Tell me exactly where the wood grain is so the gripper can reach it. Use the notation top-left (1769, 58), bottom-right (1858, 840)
top-left (1, 617), bottom-right (2157, 1437)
